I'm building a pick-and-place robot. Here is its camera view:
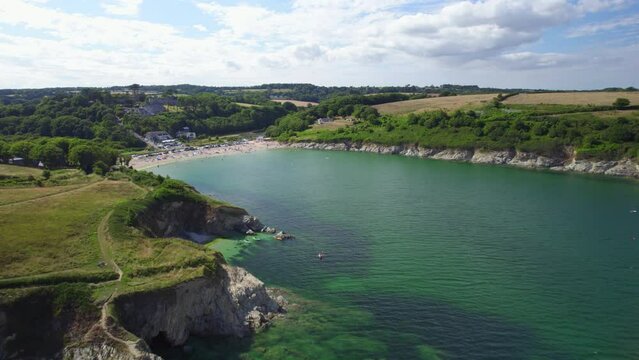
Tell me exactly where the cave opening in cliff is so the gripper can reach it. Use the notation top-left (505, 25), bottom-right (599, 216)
top-left (149, 331), bottom-right (173, 351)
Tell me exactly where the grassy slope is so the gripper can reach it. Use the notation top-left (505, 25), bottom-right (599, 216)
top-left (0, 164), bottom-right (42, 177)
top-left (0, 167), bottom-right (231, 295)
top-left (0, 183), bottom-right (88, 206)
top-left (0, 181), bottom-right (144, 280)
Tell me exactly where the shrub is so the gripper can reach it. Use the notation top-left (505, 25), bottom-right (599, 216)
top-left (613, 98), bottom-right (630, 108)
top-left (93, 160), bottom-right (109, 175)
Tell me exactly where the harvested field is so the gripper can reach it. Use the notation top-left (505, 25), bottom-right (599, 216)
top-left (235, 102), bottom-right (260, 108)
top-left (504, 92), bottom-right (639, 105)
top-left (271, 99), bottom-right (319, 107)
top-left (373, 94), bottom-right (498, 114)
top-left (311, 119), bottom-right (352, 130)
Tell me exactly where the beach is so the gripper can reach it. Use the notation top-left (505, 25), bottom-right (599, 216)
top-left (129, 140), bottom-right (285, 170)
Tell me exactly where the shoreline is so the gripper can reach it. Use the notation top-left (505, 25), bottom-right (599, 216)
top-left (130, 140), bottom-right (286, 169)
top-left (285, 141), bottom-right (639, 179)
top-left (130, 139), bottom-right (639, 180)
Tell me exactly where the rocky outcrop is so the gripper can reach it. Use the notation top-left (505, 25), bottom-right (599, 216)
top-left (135, 201), bottom-right (263, 238)
top-left (286, 142), bottom-right (639, 178)
top-left (114, 264), bottom-right (284, 347)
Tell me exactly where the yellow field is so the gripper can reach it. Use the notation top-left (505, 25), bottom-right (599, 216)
top-left (235, 102), bottom-right (259, 108)
top-left (504, 92), bottom-right (639, 105)
top-left (373, 94), bottom-right (498, 115)
top-left (271, 99), bottom-right (319, 107)
top-left (311, 119), bottom-right (352, 130)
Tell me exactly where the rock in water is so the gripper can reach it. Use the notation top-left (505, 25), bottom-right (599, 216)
top-left (262, 226), bottom-right (277, 234)
top-left (274, 231), bottom-right (295, 241)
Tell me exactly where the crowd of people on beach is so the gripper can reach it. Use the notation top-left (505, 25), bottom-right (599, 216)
top-left (129, 139), bottom-right (283, 169)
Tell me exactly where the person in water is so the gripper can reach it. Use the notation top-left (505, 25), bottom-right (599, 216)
top-left (318, 251), bottom-right (324, 260)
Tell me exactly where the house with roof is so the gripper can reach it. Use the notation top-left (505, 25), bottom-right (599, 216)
top-left (175, 127), bottom-right (196, 140)
top-left (316, 117), bottom-right (334, 125)
top-left (144, 131), bottom-right (173, 144)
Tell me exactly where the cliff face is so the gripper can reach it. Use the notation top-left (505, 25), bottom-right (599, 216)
top-left (288, 142), bottom-right (639, 178)
top-left (114, 264), bottom-right (282, 347)
top-left (0, 291), bottom-right (88, 360)
top-left (134, 201), bottom-right (263, 238)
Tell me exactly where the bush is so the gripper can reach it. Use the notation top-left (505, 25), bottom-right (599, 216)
top-left (613, 98), bottom-right (630, 108)
top-left (92, 160), bottom-right (109, 175)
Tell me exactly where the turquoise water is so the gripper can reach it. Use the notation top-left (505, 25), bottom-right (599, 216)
top-left (152, 150), bottom-right (639, 359)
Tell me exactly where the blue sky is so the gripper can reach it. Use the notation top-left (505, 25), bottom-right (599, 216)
top-left (0, 0), bottom-right (637, 89)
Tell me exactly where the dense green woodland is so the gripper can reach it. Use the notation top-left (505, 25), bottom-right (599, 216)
top-left (281, 100), bottom-right (639, 161)
top-left (0, 89), bottom-right (295, 172)
top-left (2, 87), bottom-right (638, 175)
top-left (122, 93), bottom-right (290, 136)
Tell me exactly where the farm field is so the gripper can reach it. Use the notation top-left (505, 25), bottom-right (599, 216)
top-left (504, 91), bottom-right (639, 105)
top-left (311, 119), bottom-right (352, 130)
top-left (271, 99), bottom-right (319, 107)
top-left (235, 102), bottom-right (260, 107)
top-left (373, 93), bottom-right (498, 114)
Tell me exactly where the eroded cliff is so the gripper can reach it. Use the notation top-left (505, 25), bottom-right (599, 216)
top-left (287, 142), bottom-right (639, 178)
top-left (114, 264), bottom-right (282, 347)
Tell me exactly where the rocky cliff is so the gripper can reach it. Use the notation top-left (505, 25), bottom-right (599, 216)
top-left (1, 185), bottom-right (283, 360)
top-left (113, 264), bottom-right (283, 347)
top-left (287, 142), bottom-right (639, 178)
top-left (134, 201), bottom-right (263, 238)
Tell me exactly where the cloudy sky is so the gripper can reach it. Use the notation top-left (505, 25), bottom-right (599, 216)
top-left (0, 0), bottom-right (638, 89)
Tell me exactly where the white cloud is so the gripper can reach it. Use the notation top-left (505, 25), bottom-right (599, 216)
top-left (0, 0), bottom-right (636, 88)
top-left (569, 13), bottom-right (639, 37)
top-left (193, 24), bottom-right (207, 32)
top-left (576, 0), bottom-right (629, 12)
top-left (101, 0), bottom-right (144, 16)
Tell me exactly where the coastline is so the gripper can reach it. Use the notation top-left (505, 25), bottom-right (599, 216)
top-left (285, 141), bottom-right (639, 179)
top-left (130, 138), bottom-right (639, 180)
top-left (130, 140), bottom-right (286, 170)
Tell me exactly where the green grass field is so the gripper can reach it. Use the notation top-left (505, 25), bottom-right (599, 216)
top-left (0, 164), bottom-right (42, 177)
top-left (0, 183), bottom-right (89, 206)
top-left (0, 181), bottom-right (144, 280)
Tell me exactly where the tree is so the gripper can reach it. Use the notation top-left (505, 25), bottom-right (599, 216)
top-left (9, 140), bottom-right (35, 161)
top-left (281, 101), bottom-right (297, 112)
top-left (93, 161), bottom-right (109, 176)
top-left (31, 143), bottom-right (66, 168)
top-left (68, 144), bottom-right (100, 173)
top-left (613, 98), bottom-right (630, 108)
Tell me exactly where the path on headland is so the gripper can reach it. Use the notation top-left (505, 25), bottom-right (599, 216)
top-left (92, 183), bottom-right (150, 358)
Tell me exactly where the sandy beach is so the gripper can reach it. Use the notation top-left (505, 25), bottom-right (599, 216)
top-left (130, 140), bottom-right (285, 170)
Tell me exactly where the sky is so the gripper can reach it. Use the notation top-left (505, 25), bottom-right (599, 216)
top-left (0, 0), bottom-right (638, 89)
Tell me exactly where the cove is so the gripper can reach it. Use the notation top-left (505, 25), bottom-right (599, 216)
top-left (151, 149), bottom-right (639, 359)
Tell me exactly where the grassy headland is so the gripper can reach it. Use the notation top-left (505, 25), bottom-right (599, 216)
top-left (0, 163), bottom-right (245, 356)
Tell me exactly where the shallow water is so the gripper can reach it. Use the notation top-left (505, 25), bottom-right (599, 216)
top-left (152, 149), bottom-right (639, 359)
